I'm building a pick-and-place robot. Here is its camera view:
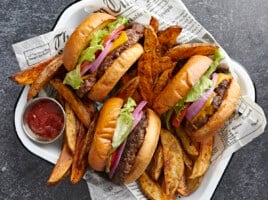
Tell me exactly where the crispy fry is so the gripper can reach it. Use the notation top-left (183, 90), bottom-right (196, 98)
top-left (153, 67), bottom-right (173, 97)
top-left (160, 129), bottom-right (184, 196)
top-left (27, 54), bottom-right (63, 100)
top-left (82, 98), bottom-right (95, 118)
top-left (149, 16), bottom-right (159, 33)
top-left (157, 25), bottom-right (182, 55)
top-left (139, 172), bottom-right (170, 200)
top-left (70, 122), bottom-right (87, 184)
top-left (151, 56), bottom-right (174, 76)
top-left (77, 113), bottom-right (98, 166)
top-left (165, 43), bottom-right (219, 62)
top-left (50, 79), bottom-right (91, 128)
top-left (131, 90), bottom-right (143, 104)
top-left (147, 143), bottom-right (164, 181)
top-left (182, 148), bottom-right (193, 172)
top-left (175, 127), bottom-right (199, 156)
top-left (9, 56), bottom-right (57, 85)
top-left (55, 92), bottom-right (65, 106)
top-left (115, 76), bottom-right (140, 101)
top-left (138, 52), bottom-right (154, 106)
top-left (47, 141), bottom-right (73, 185)
top-left (65, 102), bottom-right (77, 154)
top-left (188, 137), bottom-right (213, 179)
top-left (177, 174), bottom-right (189, 196)
top-left (120, 68), bottom-right (138, 85)
top-left (186, 175), bottom-right (204, 194)
top-left (144, 26), bottom-right (159, 54)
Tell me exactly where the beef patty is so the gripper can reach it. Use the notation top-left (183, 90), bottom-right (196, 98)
top-left (111, 112), bottom-right (148, 184)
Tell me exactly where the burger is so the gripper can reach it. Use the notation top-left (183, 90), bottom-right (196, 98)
top-left (88, 97), bottom-right (161, 184)
top-left (62, 13), bottom-right (144, 101)
top-left (152, 49), bottom-right (241, 141)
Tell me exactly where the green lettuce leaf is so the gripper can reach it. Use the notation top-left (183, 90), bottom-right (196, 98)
top-left (78, 16), bottom-right (128, 66)
top-left (77, 29), bottom-right (108, 65)
top-left (63, 65), bottom-right (83, 89)
top-left (107, 16), bottom-right (128, 32)
top-left (111, 97), bottom-right (136, 152)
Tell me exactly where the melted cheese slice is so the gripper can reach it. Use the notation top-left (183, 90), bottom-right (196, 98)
top-left (190, 73), bottom-right (232, 126)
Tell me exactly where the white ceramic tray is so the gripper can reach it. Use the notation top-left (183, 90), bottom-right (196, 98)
top-left (14, 1), bottom-right (256, 199)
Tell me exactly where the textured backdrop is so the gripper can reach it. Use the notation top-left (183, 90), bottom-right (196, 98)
top-left (0, 0), bottom-right (267, 199)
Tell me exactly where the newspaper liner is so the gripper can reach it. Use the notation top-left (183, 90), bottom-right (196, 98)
top-left (12, 0), bottom-right (266, 199)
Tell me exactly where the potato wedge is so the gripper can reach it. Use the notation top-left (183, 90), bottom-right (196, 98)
top-left (177, 174), bottom-right (189, 196)
top-left (9, 56), bottom-right (57, 85)
top-left (50, 79), bottom-right (91, 128)
top-left (175, 127), bottom-right (199, 156)
top-left (120, 68), bottom-right (138, 85)
top-left (188, 137), bottom-right (213, 179)
top-left (70, 122), bottom-right (87, 184)
top-left (144, 26), bottom-right (159, 54)
top-left (149, 16), bottom-right (159, 33)
top-left (47, 141), bottom-right (73, 185)
top-left (65, 102), bottom-right (77, 154)
top-left (77, 113), bottom-right (98, 166)
top-left (139, 172), bottom-right (170, 200)
top-left (81, 98), bottom-right (95, 118)
top-left (165, 43), bottom-right (218, 61)
top-left (186, 175), bottom-right (204, 195)
top-left (138, 52), bottom-right (154, 106)
top-left (151, 56), bottom-right (174, 76)
top-left (147, 143), bottom-right (164, 181)
top-left (115, 76), bottom-right (140, 101)
top-left (157, 25), bottom-right (182, 55)
top-left (27, 54), bottom-right (63, 100)
top-left (131, 90), bottom-right (143, 104)
top-left (153, 67), bottom-right (173, 98)
top-left (182, 148), bottom-right (193, 172)
top-left (160, 129), bottom-right (184, 196)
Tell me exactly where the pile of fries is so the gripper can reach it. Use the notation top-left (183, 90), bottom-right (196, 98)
top-left (140, 128), bottom-right (213, 199)
top-left (10, 15), bottom-right (218, 198)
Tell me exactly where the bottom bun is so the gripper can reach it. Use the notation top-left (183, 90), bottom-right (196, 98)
top-left (88, 43), bottom-right (144, 101)
top-left (187, 79), bottom-right (240, 142)
top-left (124, 108), bottom-right (161, 184)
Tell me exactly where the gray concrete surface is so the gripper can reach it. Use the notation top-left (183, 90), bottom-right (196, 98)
top-left (1, 0), bottom-right (267, 199)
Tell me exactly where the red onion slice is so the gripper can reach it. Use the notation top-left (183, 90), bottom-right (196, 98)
top-left (131, 100), bottom-right (147, 130)
top-left (80, 26), bottom-right (124, 75)
top-left (109, 140), bottom-right (127, 178)
top-left (185, 73), bottom-right (218, 121)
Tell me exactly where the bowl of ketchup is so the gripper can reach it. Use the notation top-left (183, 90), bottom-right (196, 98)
top-left (22, 97), bottom-right (66, 144)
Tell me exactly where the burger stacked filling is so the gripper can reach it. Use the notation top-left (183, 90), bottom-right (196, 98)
top-left (184, 73), bottom-right (232, 132)
top-left (63, 15), bottom-right (144, 97)
top-left (163, 49), bottom-right (232, 130)
top-left (111, 113), bottom-right (147, 184)
top-left (104, 98), bottom-right (148, 183)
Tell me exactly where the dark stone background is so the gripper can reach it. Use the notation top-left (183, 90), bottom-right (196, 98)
top-left (1, 0), bottom-right (267, 199)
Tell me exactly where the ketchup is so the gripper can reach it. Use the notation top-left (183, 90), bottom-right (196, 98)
top-left (25, 99), bottom-right (64, 140)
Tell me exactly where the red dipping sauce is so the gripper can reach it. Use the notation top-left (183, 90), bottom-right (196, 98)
top-left (23, 98), bottom-right (65, 142)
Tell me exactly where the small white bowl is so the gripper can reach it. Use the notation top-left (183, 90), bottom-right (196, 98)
top-left (22, 97), bottom-right (65, 144)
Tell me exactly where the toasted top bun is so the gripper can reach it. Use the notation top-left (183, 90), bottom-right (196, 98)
top-left (63, 13), bottom-right (116, 71)
top-left (124, 108), bottom-right (161, 184)
top-left (88, 97), bottom-right (123, 171)
top-left (153, 55), bottom-right (213, 115)
top-left (88, 43), bottom-right (144, 101)
top-left (187, 79), bottom-right (240, 142)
